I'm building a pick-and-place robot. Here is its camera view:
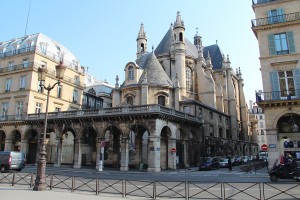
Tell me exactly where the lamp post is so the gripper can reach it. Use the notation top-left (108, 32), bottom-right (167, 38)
top-left (33, 61), bottom-right (66, 191)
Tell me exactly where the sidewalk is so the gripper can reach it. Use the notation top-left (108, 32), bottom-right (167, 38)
top-left (0, 185), bottom-right (138, 200)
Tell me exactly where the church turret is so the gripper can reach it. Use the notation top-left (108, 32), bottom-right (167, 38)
top-left (237, 67), bottom-right (248, 142)
top-left (225, 55), bottom-right (238, 140)
top-left (173, 11), bottom-right (186, 96)
top-left (136, 23), bottom-right (147, 59)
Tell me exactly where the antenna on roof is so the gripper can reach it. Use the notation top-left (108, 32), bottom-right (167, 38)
top-left (24, 0), bottom-right (32, 36)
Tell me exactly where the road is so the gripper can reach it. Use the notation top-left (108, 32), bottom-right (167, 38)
top-left (20, 164), bottom-right (276, 183)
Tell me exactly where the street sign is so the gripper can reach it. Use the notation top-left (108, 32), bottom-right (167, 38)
top-left (171, 148), bottom-right (176, 153)
top-left (261, 144), bottom-right (268, 151)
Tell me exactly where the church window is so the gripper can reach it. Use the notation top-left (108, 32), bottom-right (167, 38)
top-left (179, 32), bottom-right (183, 42)
top-left (141, 43), bottom-right (145, 52)
top-left (209, 125), bottom-right (214, 136)
top-left (128, 66), bottom-right (134, 80)
top-left (158, 95), bottom-right (165, 106)
top-left (127, 96), bottom-right (134, 105)
top-left (186, 67), bottom-right (193, 92)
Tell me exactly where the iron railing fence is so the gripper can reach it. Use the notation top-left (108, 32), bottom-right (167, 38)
top-left (256, 90), bottom-right (300, 102)
top-left (0, 104), bottom-right (203, 124)
top-left (252, 12), bottom-right (300, 27)
top-left (1, 172), bottom-right (300, 200)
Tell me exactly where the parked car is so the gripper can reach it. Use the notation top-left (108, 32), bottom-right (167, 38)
top-left (0, 151), bottom-right (26, 172)
top-left (219, 158), bottom-right (229, 168)
top-left (199, 157), bottom-right (220, 170)
top-left (241, 156), bottom-right (249, 164)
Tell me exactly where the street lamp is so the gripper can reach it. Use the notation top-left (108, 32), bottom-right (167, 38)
top-left (33, 61), bottom-right (66, 191)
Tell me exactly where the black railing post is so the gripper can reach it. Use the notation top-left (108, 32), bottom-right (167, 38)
top-left (71, 176), bottom-right (75, 192)
top-left (153, 181), bottom-right (156, 200)
top-left (12, 172), bottom-right (15, 186)
top-left (50, 174), bottom-right (53, 190)
top-left (30, 173), bottom-right (34, 187)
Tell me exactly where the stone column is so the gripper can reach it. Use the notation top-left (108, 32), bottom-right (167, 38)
top-left (148, 136), bottom-right (161, 172)
top-left (73, 138), bottom-right (82, 168)
top-left (4, 139), bottom-right (12, 151)
top-left (20, 139), bottom-right (28, 154)
top-left (54, 137), bottom-right (63, 167)
top-left (120, 136), bottom-right (129, 171)
top-left (168, 138), bottom-right (176, 170)
top-left (266, 128), bottom-right (280, 170)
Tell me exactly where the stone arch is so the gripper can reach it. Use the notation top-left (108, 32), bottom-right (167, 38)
top-left (60, 126), bottom-right (76, 165)
top-left (11, 129), bottom-right (22, 151)
top-left (24, 128), bottom-right (39, 164)
top-left (126, 122), bottom-right (149, 169)
top-left (81, 126), bottom-right (97, 166)
top-left (102, 123), bottom-right (122, 168)
top-left (160, 126), bottom-right (172, 170)
top-left (0, 129), bottom-right (6, 151)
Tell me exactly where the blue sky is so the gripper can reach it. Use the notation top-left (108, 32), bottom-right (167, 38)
top-left (1, 0), bottom-right (261, 103)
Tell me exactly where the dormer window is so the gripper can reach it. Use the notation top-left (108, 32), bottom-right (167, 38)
top-left (128, 66), bottom-right (134, 80)
top-left (127, 96), bottom-right (134, 105)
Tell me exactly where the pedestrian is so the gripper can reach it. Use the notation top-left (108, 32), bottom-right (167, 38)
top-left (228, 156), bottom-right (232, 172)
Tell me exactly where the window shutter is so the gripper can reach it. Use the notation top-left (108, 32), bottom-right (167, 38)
top-left (294, 68), bottom-right (300, 98)
top-left (277, 8), bottom-right (285, 22)
top-left (270, 71), bottom-right (280, 100)
top-left (287, 32), bottom-right (295, 53)
top-left (267, 10), bottom-right (273, 24)
top-left (268, 34), bottom-right (276, 56)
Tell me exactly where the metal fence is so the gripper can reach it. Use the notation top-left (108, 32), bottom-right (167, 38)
top-left (1, 172), bottom-right (300, 200)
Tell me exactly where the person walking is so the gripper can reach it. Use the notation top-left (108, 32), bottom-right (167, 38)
top-left (228, 156), bottom-right (232, 172)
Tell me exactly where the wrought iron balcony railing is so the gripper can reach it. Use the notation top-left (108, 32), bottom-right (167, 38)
top-left (252, 12), bottom-right (300, 27)
top-left (0, 104), bottom-right (204, 124)
top-left (256, 89), bottom-right (300, 102)
top-left (252, 0), bottom-right (279, 5)
top-left (0, 45), bottom-right (83, 73)
top-left (0, 62), bottom-right (85, 88)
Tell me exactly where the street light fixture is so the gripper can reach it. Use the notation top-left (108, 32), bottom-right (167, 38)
top-left (33, 61), bottom-right (66, 191)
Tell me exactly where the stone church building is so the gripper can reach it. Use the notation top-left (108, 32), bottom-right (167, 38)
top-left (0, 12), bottom-right (257, 172)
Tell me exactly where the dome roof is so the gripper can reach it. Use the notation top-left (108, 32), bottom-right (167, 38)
top-left (0, 33), bottom-right (80, 70)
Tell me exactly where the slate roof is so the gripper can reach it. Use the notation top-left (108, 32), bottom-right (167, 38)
top-left (137, 52), bottom-right (173, 87)
top-left (154, 27), bottom-right (198, 58)
top-left (203, 44), bottom-right (224, 70)
top-left (154, 28), bottom-right (225, 70)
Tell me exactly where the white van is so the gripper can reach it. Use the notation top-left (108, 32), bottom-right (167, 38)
top-left (0, 151), bottom-right (26, 172)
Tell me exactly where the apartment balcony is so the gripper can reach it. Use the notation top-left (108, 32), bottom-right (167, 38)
top-left (0, 45), bottom-right (83, 73)
top-left (255, 90), bottom-right (300, 107)
top-left (0, 62), bottom-right (85, 88)
top-left (252, 0), bottom-right (279, 5)
top-left (252, 12), bottom-right (300, 27)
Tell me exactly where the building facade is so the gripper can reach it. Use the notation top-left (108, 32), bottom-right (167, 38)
top-left (0, 33), bottom-right (86, 163)
top-left (252, 0), bottom-right (300, 166)
top-left (249, 100), bottom-right (267, 148)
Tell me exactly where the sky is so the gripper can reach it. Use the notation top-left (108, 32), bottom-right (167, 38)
top-left (1, 0), bottom-right (262, 103)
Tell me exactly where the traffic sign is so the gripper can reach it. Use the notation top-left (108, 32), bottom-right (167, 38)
top-left (171, 148), bottom-right (176, 153)
top-left (261, 144), bottom-right (268, 151)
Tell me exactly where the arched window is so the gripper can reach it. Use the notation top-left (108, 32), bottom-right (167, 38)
top-left (128, 66), bottom-right (134, 80)
top-left (179, 32), bottom-right (183, 42)
top-left (127, 96), bottom-right (134, 105)
top-left (158, 95), bottom-right (165, 106)
top-left (186, 67), bottom-right (193, 92)
top-left (141, 43), bottom-right (144, 52)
